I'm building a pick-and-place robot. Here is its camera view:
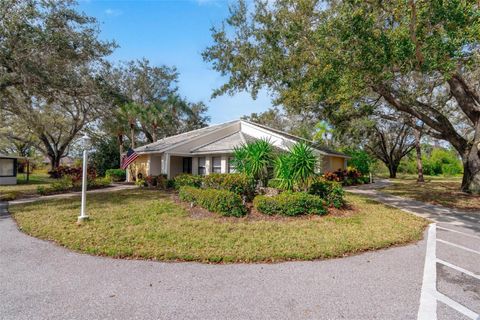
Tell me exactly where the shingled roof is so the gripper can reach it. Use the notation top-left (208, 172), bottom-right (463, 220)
top-left (134, 119), bottom-right (349, 158)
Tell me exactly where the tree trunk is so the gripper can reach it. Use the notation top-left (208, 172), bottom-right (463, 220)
top-left (414, 129), bottom-right (424, 183)
top-left (461, 144), bottom-right (480, 194)
top-left (387, 162), bottom-right (398, 178)
top-left (49, 154), bottom-right (61, 170)
top-left (130, 124), bottom-right (135, 149)
top-left (117, 134), bottom-right (124, 165)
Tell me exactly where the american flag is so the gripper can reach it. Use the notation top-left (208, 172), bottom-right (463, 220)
top-left (121, 148), bottom-right (139, 169)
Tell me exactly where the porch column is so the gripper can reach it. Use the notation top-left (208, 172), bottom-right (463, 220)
top-left (221, 155), bottom-right (227, 173)
top-left (147, 155), bottom-right (152, 176)
top-left (192, 157), bottom-right (198, 175)
top-left (165, 153), bottom-right (171, 179)
top-left (205, 156), bottom-right (212, 175)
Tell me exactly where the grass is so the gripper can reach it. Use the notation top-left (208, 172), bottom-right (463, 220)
top-left (380, 175), bottom-right (480, 211)
top-left (0, 171), bottom-right (55, 200)
top-left (12, 189), bottom-right (428, 263)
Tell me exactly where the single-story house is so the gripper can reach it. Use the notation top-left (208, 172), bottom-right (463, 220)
top-left (127, 120), bottom-right (349, 181)
top-left (0, 153), bottom-right (18, 185)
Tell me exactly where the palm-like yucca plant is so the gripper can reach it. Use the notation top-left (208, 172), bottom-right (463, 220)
top-left (289, 141), bottom-right (317, 191)
top-left (232, 139), bottom-right (274, 185)
top-left (274, 141), bottom-right (317, 191)
top-left (232, 145), bottom-right (248, 174)
top-left (274, 154), bottom-right (295, 191)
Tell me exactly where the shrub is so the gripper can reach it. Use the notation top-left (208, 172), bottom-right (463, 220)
top-left (141, 175), bottom-right (169, 189)
top-left (203, 173), bottom-right (255, 198)
top-left (0, 192), bottom-right (17, 201)
top-left (173, 174), bottom-right (203, 189)
top-left (36, 186), bottom-right (48, 196)
top-left (105, 169), bottom-right (126, 182)
top-left (178, 186), bottom-right (247, 217)
top-left (253, 192), bottom-right (327, 216)
top-left (156, 174), bottom-right (169, 190)
top-left (343, 147), bottom-right (376, 175)
top-left (145, 175), bottom-right (157, 187)
top-left (48, 165), bottom-right (97, 182)
top-left (308, 179), bottom-right (345, 208)
top-left (135, 179), bottom-right (146, 187)
top-left (52, 177), bottom-right (74, 191)
top-left (267, 178), bottom-right (283, 189)
top-left (323, 167), bottom-right (365, 186)
top-left (88, 177), bottom-right (112, 188)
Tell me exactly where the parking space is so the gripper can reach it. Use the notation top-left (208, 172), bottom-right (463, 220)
top-left (419, 223), bottom-right (480, 320)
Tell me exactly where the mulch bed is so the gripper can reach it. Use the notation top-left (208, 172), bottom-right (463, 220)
top-left (170, 193), bottom-right (359, 222)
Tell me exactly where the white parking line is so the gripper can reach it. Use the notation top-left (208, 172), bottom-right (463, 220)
top-left (437, 258), bottom-right (480, 280)
top-left (437, 226), bottom-right (480, 240)
top-left (436, 292), bottom-right (480, 320)
top-left (437, 239), bottom-right (480, 255)
top-left (418, 223), bottom-right (437, 320)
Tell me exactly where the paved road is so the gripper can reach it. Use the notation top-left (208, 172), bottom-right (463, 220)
top-left (1, 182), bottom-right (477, 319)
top-left (348, 183), bottom-right (480, 320)
top-left (0, 213), bottom-right (426, 320)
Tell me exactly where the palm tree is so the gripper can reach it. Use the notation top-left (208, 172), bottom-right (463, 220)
top-left (120, 102), bottom-right (140, 149)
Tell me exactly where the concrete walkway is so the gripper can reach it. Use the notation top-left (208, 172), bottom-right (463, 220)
top-left (8, 184), bottom-right (137, 206)
top-left (347, 181), bottom-right (480, 233)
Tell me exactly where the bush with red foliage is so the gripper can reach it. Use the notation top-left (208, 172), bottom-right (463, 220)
top-left (48, 166), bottom-right (97, 182)
top-left (323, 167), bottom-right (365, 186)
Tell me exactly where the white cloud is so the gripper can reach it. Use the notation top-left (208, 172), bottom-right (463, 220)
top-left (104, 8), bottom-right (123, 17)
top-left (194, 0), bottom-right (222, 7)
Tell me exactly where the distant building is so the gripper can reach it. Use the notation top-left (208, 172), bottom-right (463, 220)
top-left (0, 153), bottom-right (18, 185)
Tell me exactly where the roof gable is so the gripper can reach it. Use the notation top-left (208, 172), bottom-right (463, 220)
top-left (134, 119), bottom-right (349, 158)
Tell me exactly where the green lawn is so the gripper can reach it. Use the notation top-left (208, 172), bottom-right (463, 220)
top-left (380, 176), bottom-right (480, 211)
top-left (11, 189), bottom-right (428, 263)
top-left (0, 171), bottom-right (55, 200)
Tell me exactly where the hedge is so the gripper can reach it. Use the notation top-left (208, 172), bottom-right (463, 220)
top-left (203, 173), bottom-right (255, 199)
top-left (173, 174), bottom-right (203, 189)
top-left (105, 169), bottom-right (126, 182)
top-left (253, 192), bottom-right (327, 216)
top-left (178, 186), bottom-right (247, 217)
top-left (308, 179), bottom-right (345, 209)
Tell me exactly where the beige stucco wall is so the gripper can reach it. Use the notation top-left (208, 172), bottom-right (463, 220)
top-left (129, 154), bottom-right (149, 181)
top-left (331, 156), bottom-right (346, 172)
top-left (321, 155), bottom-right (347, 173)
top-left (149, 154), bottom-right (163, 176)
top-left (169, 156), bottom-right (184, 178)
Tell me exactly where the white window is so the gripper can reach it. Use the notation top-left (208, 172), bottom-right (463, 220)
top-left (198, 157), bottom-right (206, 175)
top-left (228, 157), bottom-right (236, 173)
top-left (212, 157), bottom-right (221, 173)
top-left (0, 158), bottom-right (15, 176)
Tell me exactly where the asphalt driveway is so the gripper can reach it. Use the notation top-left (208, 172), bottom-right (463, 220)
top-left (0, 214), bottom-right (426, 320)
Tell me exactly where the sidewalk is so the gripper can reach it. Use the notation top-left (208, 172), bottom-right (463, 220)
top-left (346, 180), bottom-right (480, 233)
top-left (9, 184), bottom-right (137, 206)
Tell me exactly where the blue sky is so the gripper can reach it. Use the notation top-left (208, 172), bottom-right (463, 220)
top-left (77, 0), bottom-right (273, 124)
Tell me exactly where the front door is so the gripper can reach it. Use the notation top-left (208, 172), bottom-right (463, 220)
top-left (182, 157), bottom-right (192, 174)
